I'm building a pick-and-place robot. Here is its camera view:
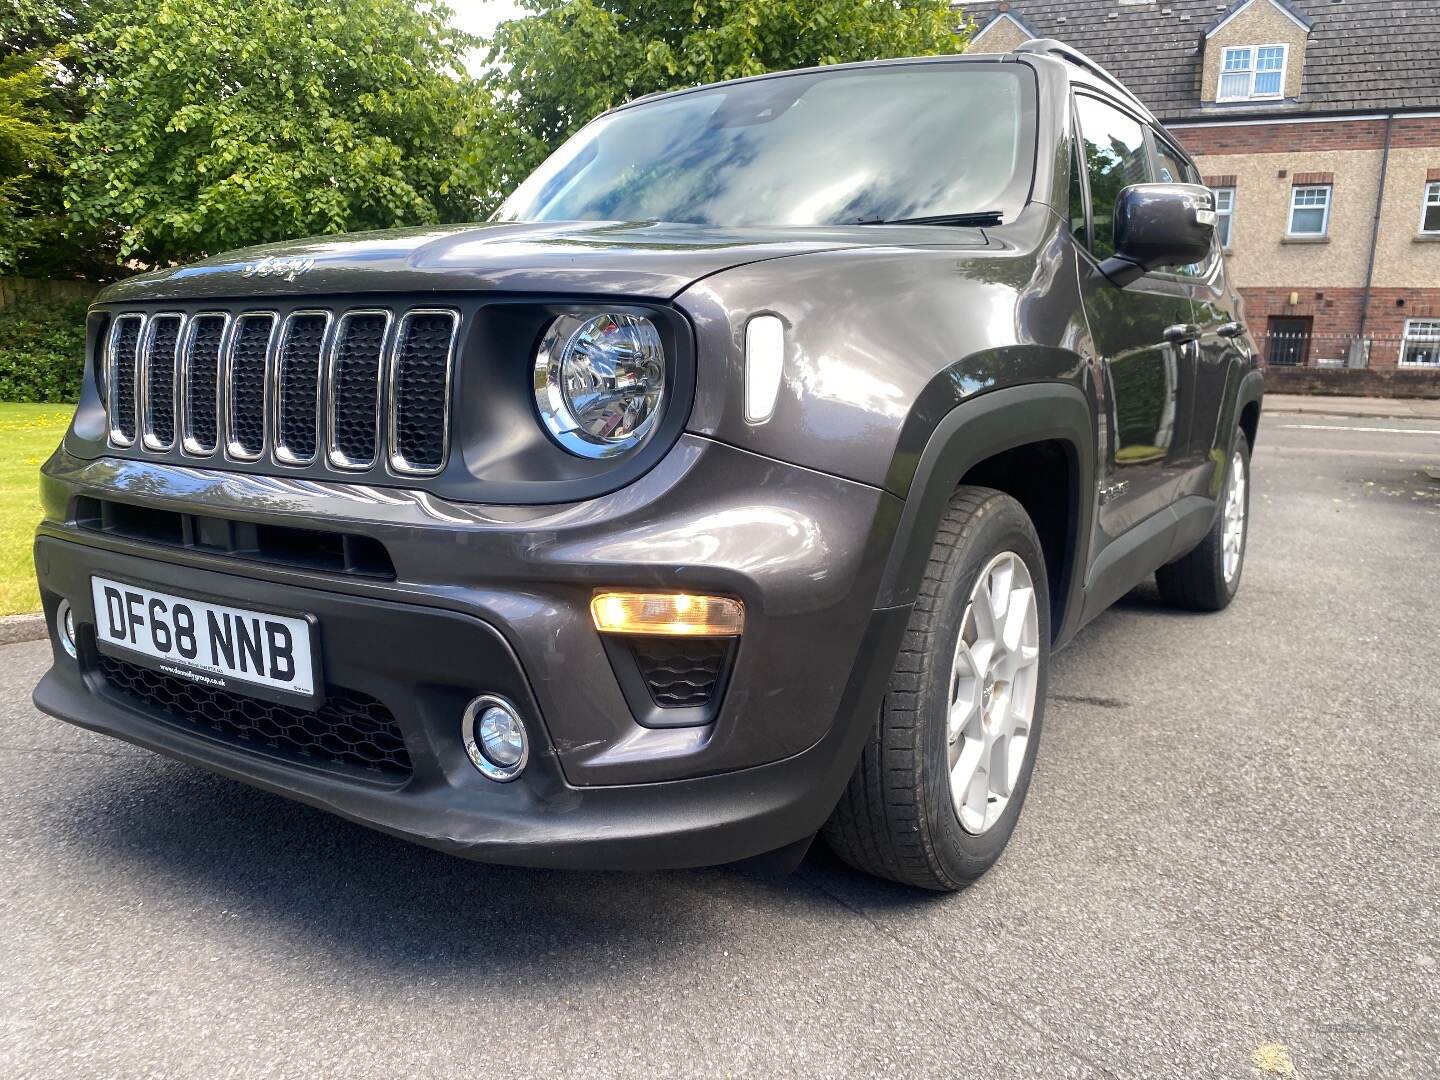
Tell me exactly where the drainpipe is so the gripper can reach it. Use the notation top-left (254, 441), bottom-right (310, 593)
top-left (1355, 112), bottom-right (1394, 367)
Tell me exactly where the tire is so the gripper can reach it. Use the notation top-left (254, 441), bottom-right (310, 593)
top-left (1156, 428), bottom-right (1251, 612)
top-left (824, 487), bottom-right (1050, 891)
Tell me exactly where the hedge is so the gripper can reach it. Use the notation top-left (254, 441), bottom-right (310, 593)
top-left (0, 299), bottom-right (90, 403)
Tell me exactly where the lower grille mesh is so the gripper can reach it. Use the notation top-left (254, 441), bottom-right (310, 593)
top-left (630, 638), bottom-right (732, 709)
top-left (97, 654), bottom-right (412, 782)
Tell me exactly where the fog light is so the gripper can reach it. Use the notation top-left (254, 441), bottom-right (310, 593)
top-left (591, 592), bottom-right (744, 637)
top-left (462, 695), bottom-right (529, 782)
top-left (55, 599), bottom-right (77, 659)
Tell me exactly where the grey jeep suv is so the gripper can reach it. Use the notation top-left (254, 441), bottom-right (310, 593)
top-left (33, 40), bottom-right (1261, 890)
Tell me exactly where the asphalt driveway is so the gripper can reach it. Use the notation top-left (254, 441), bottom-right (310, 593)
top-left (2, 414), bottom-right (1437, 1078)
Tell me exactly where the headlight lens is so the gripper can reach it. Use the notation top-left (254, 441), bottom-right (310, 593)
top-left (534, 312), bottom-right (666, 458)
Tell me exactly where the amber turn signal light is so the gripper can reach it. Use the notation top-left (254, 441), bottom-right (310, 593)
top-left (590, 591), bottom-right (745, 637)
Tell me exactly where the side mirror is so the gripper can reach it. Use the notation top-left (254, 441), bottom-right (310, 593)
top-left (1099, 183), bottom-right (1215, 288)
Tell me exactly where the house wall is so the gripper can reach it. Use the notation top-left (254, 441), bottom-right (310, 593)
top-left (1200, 0), bottom-right (1309, 103)
top-left (1171, 117), bottom-right (1440, 367)
top-left (969, 16), bottom-right (1032, 54)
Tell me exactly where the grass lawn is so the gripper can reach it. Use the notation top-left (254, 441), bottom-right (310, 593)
top-left (0, 403), bottom-right (73, 616)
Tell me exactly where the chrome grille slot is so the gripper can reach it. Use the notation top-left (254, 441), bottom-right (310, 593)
top-left (388, 309), bottom-right (458, 475)
top-left (328, 310), bottom-right (389, 470)
top-left (106, 314), bottom-right (145, 447)
top-left (142, 314), bottom-right (183, 451)
top-left (226, 313), bottom-right (275, 461)
top-left (274, 310), bottom-right (329, 465)
top-left (182, 313), bottom-right (227, 455)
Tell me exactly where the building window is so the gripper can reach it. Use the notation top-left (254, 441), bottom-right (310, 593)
top-left (1212, 187), bottom-right (1235, 247)
top-left (1422, 181), bottom-right (1440, 235)
top-left (1399, 319), bottom-right (1440, 367)
top-left (1217, 45), bottom-right (1287, 102)
top-left (1289, 185), bottom-right (1330, 236)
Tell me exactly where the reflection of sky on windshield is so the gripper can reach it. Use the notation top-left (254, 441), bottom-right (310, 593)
top-left (499, 68), bottom-right (1027, 228)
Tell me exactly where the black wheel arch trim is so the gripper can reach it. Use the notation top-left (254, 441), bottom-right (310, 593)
top-left (1234, 369), bottom-right (1264, 450)
top-left (874, 381), bottom-right (1095, 645)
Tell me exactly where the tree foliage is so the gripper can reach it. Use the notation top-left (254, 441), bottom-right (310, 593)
top-left (1, 0), bottom-right (97, 274)
top-left (460, 0), bottom-right (969, 212)
top-left (63, 0), bottom-right (481, 264)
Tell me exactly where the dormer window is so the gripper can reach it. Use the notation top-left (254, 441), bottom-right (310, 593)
top-left (1217, 45), bottom-right (1287, 101)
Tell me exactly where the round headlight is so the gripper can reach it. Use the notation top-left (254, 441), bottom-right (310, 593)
top-left (534, 312), bottom-right (666, 458)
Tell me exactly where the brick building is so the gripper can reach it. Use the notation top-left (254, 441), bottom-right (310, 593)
top-left (956, 0), bottom-right (1440, 371)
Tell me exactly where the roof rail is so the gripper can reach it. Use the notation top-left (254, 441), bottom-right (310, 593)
top-left (1013, 38), bottom-right (1155, 119)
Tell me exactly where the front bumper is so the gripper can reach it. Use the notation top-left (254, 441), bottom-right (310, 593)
top-left (33, 436), bottom-right (909, 868)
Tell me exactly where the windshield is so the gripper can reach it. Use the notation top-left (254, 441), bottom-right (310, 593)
top-left (495, 63), bottom-right (1036, 228)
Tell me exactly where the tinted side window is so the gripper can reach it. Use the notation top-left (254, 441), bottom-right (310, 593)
top-left (1074, 95), bottom-right (1152, 259)
top-left (1153, 136), bottom-right (1198, 185)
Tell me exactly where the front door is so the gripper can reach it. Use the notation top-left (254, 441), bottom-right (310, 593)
top-left (1073, 93), bottom-right (1198, 537)
top-left (1266, 316), bottom-right (1311, 367)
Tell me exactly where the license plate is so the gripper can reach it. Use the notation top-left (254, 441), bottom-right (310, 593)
top-left (91, 576), bottom-right (319, 706)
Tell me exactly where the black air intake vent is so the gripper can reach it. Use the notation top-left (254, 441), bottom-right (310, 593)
top-left (106, 314), bottom-right (144, 446)
top-left (143, 314), bottom-right (182, 450)
top-left (630, 637), bottom-right (734, 709)
top-left (97, 655), bottom-right (412, 783)
top-left (73, 497), bottom-right (395, 580)
top-left (183, 313), bottom-right (226, 454)
top-left (389, 309), bottom-right (457, 475)
top-left (275, 311), bottom-right (328, 464)
top-left (227, 313), bottom-right (274, 460)
top-left (329, 311), bottom-right (388, 469)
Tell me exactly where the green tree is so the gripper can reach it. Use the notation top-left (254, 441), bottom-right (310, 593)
top-left (461, 0), bottom-right (970, 212)
top-left (64, 0), bottom-right (482, 265)
top-left (1, 1), bottom-right (104, 275)
top-left (0, 51), bottom-right (62, 270)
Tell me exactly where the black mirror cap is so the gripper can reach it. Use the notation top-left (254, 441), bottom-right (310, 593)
top-left (1104, 183), bottom-right (1215, 286)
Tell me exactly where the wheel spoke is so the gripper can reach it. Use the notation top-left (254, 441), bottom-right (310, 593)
top-left (989, 730), bottom-right (1013, 799)
top-left (964, 756), bottom-right (991, 829)
top-left (1000, 585), bottom-right (1034, 653)
top-left (950, 738), bottom-right (985, 816)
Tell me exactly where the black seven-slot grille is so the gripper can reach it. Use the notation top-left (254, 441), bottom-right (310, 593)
top-left (102, 306), bottom-right (459, 476)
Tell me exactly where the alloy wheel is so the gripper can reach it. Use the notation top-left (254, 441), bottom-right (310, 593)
top-left (947, 551), bottom-right (1041, 835)
top-left (1222, 448), bottom-right (1247, 584)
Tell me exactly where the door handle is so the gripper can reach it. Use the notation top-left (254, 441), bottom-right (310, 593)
top-left (1163, 323), bottom-right (1201, 344)
top-left (1216, 322), bottom-right (1245, 339)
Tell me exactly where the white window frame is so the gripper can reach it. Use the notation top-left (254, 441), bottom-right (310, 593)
top-left (1216, 43), bottom-right (1288, 102)
top-left (1212, 186), bottom-right (1236, 248)
top-left (1399, 319), bottom-right (1440, 367)
top-left (1288, 184), bottom-right (1331, 237)
top-left (1421, 181), bottom-right (1440, 235)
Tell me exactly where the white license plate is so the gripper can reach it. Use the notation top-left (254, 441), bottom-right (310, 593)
top-left (91, 576), bottom-right (317, 703)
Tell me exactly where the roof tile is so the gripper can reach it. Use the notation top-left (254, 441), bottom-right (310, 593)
top-left (956, 0), bottom-right (1440, 119)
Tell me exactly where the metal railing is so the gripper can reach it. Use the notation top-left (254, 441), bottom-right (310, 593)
top-left (1252, 331), bottom-right (1440, 370)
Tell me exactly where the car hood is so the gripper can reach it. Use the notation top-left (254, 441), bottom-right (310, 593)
top-left (93, 219), bottom-right (988, 305)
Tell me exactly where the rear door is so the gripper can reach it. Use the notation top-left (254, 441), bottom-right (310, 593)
top-left (1152, 128), bottom-right (1239, 496)
top-left (1073, 93), bottom-right (1198, 537)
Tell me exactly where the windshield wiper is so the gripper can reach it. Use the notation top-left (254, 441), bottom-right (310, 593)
top-left (854, 211), bottom-right (1003, 227)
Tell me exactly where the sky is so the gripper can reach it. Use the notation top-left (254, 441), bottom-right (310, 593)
top-left (444, 0), bottom-right (529, 71)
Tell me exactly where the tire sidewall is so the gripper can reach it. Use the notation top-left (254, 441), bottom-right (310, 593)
top-left (919, 497), bottom-right (1051, 883)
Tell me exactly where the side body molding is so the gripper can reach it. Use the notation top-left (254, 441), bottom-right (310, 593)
top-left (874, 382), bottom-right (1096, 648)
